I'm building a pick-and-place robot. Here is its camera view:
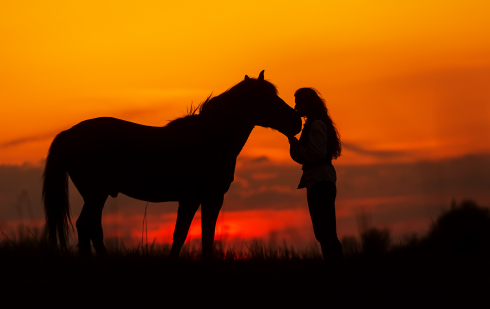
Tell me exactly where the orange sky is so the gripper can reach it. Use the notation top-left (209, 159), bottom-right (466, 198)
top-left (1, 0), bottom-right (490, 165)
top-left (1, 1), bottom-right (490, 247)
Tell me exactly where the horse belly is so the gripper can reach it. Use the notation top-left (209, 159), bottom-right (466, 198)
top-left (117, 168), bottom-right (189, 203)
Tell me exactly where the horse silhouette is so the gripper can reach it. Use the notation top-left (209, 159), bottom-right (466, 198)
top-left (43, 71), bottom-right (302, 258)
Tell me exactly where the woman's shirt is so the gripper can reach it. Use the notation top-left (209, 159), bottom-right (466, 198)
top-left (290, 120), bottom-right (337, 189)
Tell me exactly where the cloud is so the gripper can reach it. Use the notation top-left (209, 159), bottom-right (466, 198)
top-left (0, 164), bottom-right (46, 222)
top-left (0, 105), bottom-right (183, 150)
top-left (224, 153), bottom-right (490, 237)
top-left (226, 153), bottom-right (490, 211)
top-left (0, 132), bottom-right (55, 149)
top-left (342, 142), bottom-right (408, 158)
top-left (1, 153), bottom-right (489, 239)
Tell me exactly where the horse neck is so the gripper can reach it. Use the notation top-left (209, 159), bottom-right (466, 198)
top-left (202, 116), bottom-right (254, 159)
top-left (228, 122), bottom-right (255, 158)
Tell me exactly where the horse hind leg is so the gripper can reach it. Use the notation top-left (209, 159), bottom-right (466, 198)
top-left (76, 193), bottom-right (108, 257)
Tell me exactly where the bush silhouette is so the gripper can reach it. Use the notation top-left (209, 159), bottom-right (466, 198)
top-left (341, 235), bottom-right (361, 257)
top-left (361, 227), bottom-right (391, 256)
top-left (426, 200), bottom-right (490, 254)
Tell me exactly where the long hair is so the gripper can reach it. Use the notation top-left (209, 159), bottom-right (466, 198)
top-left (294, 87), bottom-right (342, 159)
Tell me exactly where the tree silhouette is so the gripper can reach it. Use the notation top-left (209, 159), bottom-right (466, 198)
top-left (426, 200), bottom-right (490, 254)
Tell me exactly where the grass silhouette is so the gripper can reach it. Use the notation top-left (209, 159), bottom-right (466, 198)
top-left (1, 200), bottom-right (489, 308)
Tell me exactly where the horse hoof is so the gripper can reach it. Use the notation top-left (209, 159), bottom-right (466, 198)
top-left (96, 251), bottom-right (108, 258)
top-left (79, 250), bottom-right (92, 258)
top-left (200, 254), bottom-right (215, 262)
top-left (168, 252), bottom-right (179, 260)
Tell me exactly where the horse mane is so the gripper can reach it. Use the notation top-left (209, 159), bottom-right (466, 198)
top-left (165, 78), bottom-right (278, 129)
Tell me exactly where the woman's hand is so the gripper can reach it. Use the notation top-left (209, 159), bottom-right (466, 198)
top-left (288, 136), bottom-right (304, 164)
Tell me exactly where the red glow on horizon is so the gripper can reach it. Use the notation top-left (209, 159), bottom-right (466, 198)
top-left (98, 209), bottom-right (316, 246)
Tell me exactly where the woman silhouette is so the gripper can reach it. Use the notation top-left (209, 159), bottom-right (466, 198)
top-left (288, 88), bottom-right (343, 262)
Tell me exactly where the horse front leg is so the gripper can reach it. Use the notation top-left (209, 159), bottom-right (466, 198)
top-left (169, 199), bottom-right (200, 259)
top-left (201, 194), bottom-right (224, 260)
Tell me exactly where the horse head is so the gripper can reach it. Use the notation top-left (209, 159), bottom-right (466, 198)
top-left (240, 70), bottom-right (302, 137)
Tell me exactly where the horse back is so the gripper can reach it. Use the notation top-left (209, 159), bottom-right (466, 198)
top-left (56, 117), bottom-right (236, 201)
top-left (65, 117), bottom-right (169, 151)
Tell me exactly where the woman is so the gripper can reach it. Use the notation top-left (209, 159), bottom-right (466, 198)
top-left (288, 88), bottom-right (343, 261)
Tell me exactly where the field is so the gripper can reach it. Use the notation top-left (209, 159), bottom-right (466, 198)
top-left (1, 200), bottom-right (490, 308)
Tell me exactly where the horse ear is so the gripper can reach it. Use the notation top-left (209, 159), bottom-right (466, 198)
top-left (258, 70), bottom-right (265, 81)
top-left (245, 75), bottom-right (250, 80)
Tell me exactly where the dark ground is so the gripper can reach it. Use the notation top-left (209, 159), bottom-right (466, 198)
top-left (1, 246), bottom-right (489, 309)
top-left (2, 200), bottom-right (490, 308)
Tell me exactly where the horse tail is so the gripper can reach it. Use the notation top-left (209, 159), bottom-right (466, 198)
top-left (42, 132), bottom-right (71, 249)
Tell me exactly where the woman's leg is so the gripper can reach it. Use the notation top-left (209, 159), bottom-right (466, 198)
top-left (306, 180), bottom-right (343, 261)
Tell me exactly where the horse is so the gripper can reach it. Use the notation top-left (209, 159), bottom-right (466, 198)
top-left (43, 70), bottom-right (302, 258)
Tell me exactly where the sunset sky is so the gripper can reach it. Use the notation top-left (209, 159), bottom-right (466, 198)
top-left (1, 1), bottom-right (490, 247)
